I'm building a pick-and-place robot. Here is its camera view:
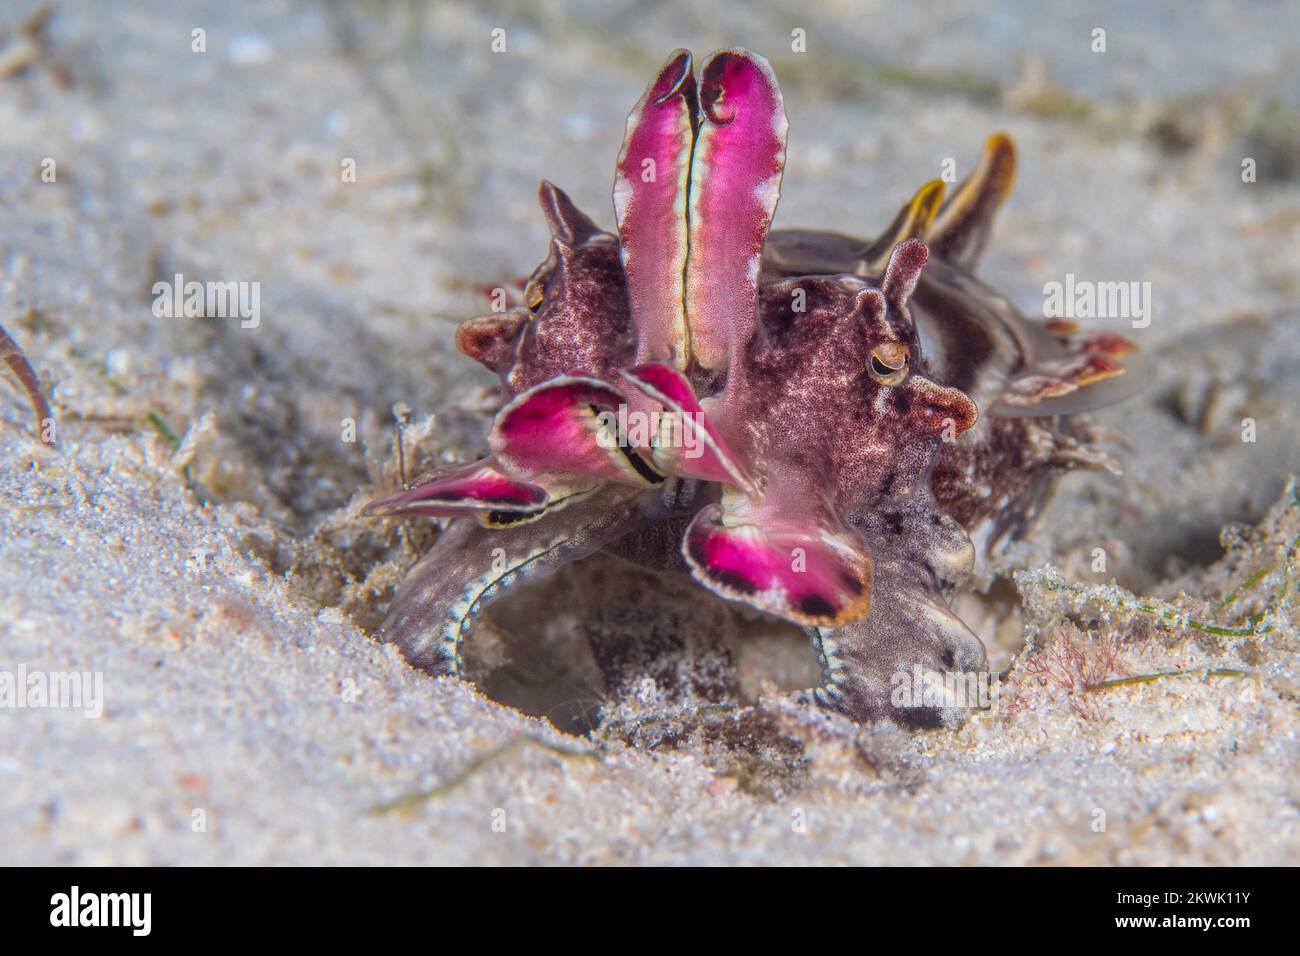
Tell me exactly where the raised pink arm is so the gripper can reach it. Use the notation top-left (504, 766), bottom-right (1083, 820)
top-left (684, 49), bottom-right (787, 380)
top-left (613, 49), bottom-right (697, 368)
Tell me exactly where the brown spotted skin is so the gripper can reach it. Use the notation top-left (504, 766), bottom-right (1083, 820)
top-left (752, 276), bottom-right (973, 502)
top-left (507, 186), bottom-right (634, 394)
top-left (762, 248), bottom-right (1123, 573)
top-left (370, 51), bottom-right (1134, 730)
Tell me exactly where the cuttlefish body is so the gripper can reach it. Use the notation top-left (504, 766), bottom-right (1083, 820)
top-left (364, 49), bottom-right (1135, 727)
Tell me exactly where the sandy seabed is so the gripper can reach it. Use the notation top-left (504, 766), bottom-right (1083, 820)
top-left (1, 0), bottom-right (1298, 864)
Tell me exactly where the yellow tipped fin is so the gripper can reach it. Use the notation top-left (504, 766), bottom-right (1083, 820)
top-left (924, 133), bottom-right (1017, 270)
top-left (860, 179), bottom-right (946, 275)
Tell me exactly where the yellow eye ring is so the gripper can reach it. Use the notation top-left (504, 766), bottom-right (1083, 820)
top-left (868, 344), bottom-right (909, 386)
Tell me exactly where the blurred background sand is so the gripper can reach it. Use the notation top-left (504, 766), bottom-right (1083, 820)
top-left (1, 0), bottom-right (1297, 864)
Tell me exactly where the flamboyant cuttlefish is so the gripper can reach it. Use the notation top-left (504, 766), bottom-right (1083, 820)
top-left (363, 49), bottom-right (1136, 728)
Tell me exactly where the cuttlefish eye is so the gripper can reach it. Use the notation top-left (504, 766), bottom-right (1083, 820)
top-left (868, 343), bottom-right (909, 386)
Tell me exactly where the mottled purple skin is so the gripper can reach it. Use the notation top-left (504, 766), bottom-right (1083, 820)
top-left (365, 50), bottom-right (1135, 728)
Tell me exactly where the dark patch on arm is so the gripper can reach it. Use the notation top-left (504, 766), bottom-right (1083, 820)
top-left (797, 594), bottom-right (836, 618)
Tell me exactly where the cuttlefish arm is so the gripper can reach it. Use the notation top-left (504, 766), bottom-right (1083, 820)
top-left (377, 485), bottom-right (649, 676)
top-left (807, 505), bottom-right (987, 729)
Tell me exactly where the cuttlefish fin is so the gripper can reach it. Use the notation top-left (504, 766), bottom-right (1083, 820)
top-left (859, 179), bottom-right (945, 275)
top-left (924, 133), bottom-right (1016, 271)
